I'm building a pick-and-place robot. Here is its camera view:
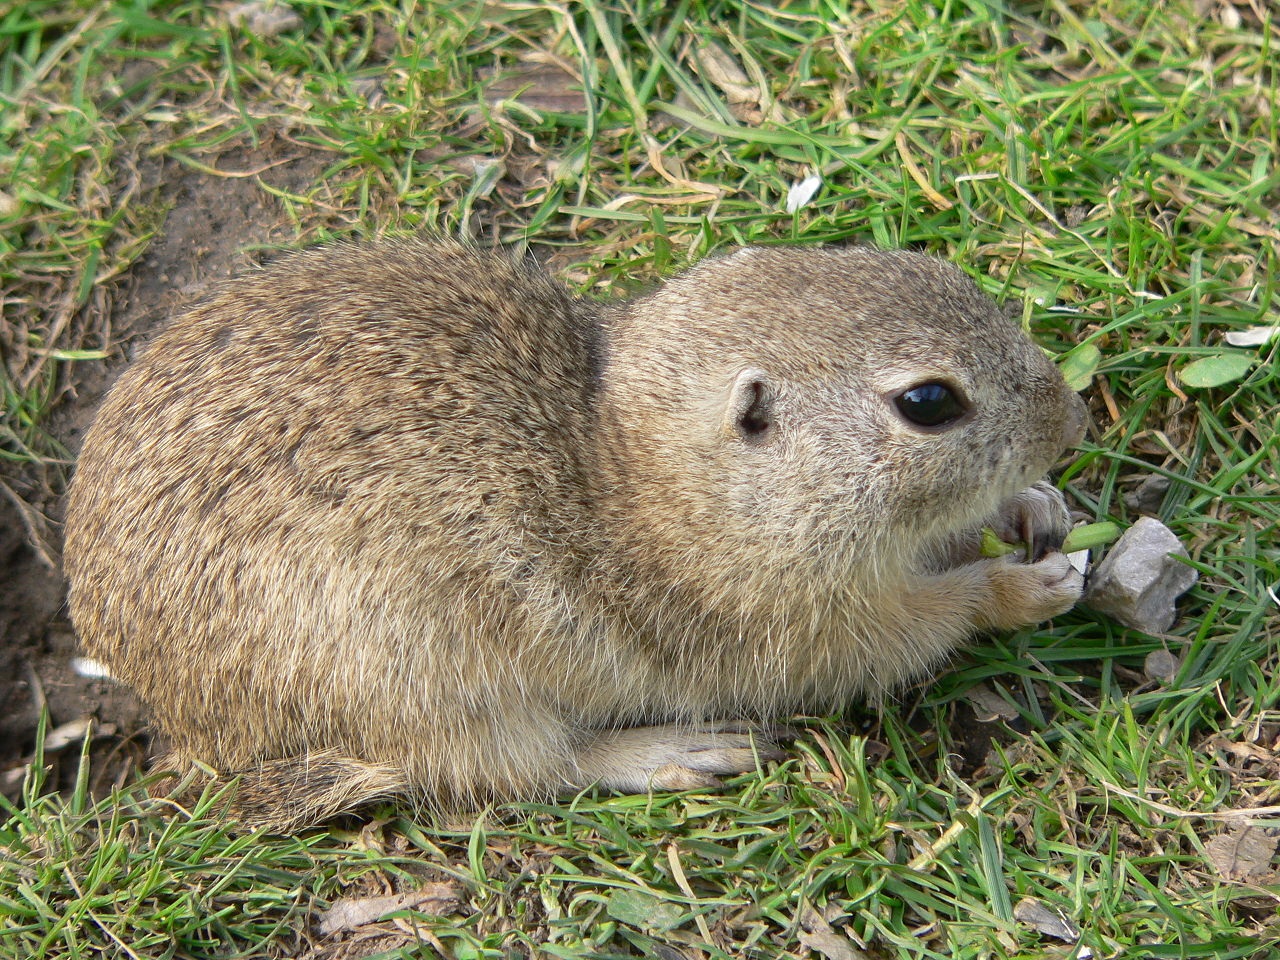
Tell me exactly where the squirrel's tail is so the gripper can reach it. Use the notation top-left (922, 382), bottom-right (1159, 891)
top-left (154, 750), bottom-right (413, 833)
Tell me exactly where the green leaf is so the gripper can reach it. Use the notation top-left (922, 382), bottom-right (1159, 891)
top-left (1177, 352), bottom-right (1255, 388)
top-left (980, 527), bottom-right (1020, 558)
top-left (606, 890), bottom-right (684, 933)
top-left (1062, 521), bottom-right (1122, 554)
top-left (1058, 342), bottom-right (1101, 392)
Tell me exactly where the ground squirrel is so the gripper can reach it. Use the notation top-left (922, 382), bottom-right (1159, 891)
top-left (65, 240), bottom-right (1087, 831)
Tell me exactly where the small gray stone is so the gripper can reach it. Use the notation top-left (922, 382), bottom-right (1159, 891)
top-left (1143, 648), bottom-right (1180, 684)
top-left (1083, 516), bottom-right (1198, 633)
top-left (1123, 474), bottom-right (1171, 514)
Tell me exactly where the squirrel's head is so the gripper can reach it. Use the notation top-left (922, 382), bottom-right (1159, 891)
top-left (598, 245), bottom-right (1085, 587)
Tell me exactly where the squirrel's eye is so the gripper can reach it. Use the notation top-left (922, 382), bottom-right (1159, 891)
top-left (893, 381), bottom-right (968, 428)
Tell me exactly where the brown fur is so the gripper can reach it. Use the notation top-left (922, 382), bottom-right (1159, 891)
top-left (65, 241), bottom-right (1086, 831)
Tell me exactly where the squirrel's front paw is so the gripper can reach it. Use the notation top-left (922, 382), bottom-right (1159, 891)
top-left (939, 481), bottom-right (1073, 569)
top-left (976, 551), bottom-right (1083, 630)
top-left (989, 480), bottom-right (1073, 559)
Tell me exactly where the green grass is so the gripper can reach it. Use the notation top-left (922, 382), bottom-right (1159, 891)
top-left (2, 0), bottom-right (1278, 957)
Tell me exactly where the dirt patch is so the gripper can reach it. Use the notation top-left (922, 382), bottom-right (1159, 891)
top-left (0, 132), bottom-right (327, 795)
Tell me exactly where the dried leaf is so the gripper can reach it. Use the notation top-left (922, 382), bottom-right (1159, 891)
top-left (1208, 736), bottom-right (1276, 764)
top-left (964, 682), bottom-right (1019, 722)
top-left (785, 175), bottom-right (822, 213)
top-left (485, 61), bottom-right (586, 115)
top-left (693, 41), bottom-right (757, 105)
top-left (44, 717), bottom-right (95, 752)
top-left (227, 1), bottom-right (302, 37)
top-left (797, 904), bottom-right (869, 960)
top-left (1223, 324), bottom-right (1280, 347)
top-left (1205, 824), bottom-right (1279, 880)
top-left (316, 884), bottom-right (463, 935)
top-left (1013, 897), bottom-right (1080, 942)
top-left (71, 656), bottom-right (113, 680)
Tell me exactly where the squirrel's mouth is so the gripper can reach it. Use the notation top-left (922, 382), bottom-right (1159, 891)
top-left (910, 474), bottom-right (1030, 559)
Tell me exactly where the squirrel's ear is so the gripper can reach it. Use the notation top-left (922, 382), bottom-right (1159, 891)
top-left (724, 367), bottom-right (775, 442)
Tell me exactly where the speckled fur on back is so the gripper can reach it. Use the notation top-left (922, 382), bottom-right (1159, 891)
top-left (65, 240), bottom-right (1086, 831)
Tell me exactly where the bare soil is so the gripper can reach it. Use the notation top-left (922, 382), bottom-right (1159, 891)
top-left (0, 133), bottom-right (325, 797)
